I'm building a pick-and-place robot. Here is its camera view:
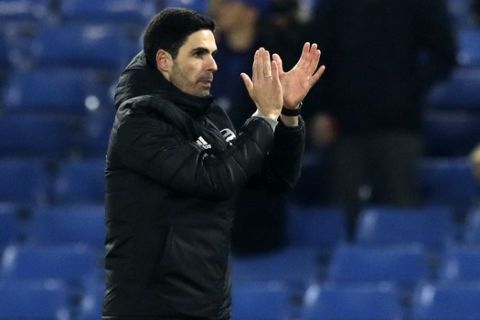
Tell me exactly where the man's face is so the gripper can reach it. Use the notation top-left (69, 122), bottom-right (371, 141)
top-left (169, 29), bottom-right (218, 97)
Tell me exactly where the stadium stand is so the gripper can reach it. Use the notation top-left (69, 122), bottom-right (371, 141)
top-left (0, 0), bottom-right (479, 319)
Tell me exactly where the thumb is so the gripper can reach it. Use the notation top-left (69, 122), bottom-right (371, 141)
top-left (240, 73), bottom-right (254, 97)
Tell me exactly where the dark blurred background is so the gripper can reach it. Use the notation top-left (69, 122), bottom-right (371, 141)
top-left (0, 0), bottom-right (479, 319)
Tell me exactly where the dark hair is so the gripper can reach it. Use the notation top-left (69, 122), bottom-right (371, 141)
top-left (143, 8), bottom-right (216, 67)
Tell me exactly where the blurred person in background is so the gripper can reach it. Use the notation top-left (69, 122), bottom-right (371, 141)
top-left (210, 0), bottom-right (264, 128)
top-left (104, 7), bottom-right (324, 319)
top-left (473, 0), bottom-right (480, 24)
top-left (211, 0), bottom-right (309, 255)
top-left (305, 0), bottom-right (457, 237)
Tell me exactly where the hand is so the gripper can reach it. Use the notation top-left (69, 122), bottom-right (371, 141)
top-left (272, 42), bottom-right (325, 109)
top-left (240, 48), bottom-right (283, 120)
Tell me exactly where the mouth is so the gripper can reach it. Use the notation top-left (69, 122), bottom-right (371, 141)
top-left (198, 74), bottom-right (214, 84)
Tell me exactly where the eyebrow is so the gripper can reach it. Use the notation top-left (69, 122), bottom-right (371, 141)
top-left (191, 47), bottom-right (218, 56)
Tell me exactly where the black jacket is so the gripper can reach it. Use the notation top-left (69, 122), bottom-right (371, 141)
top-left (305, 0), bottom-right (456, 134)
top-left (103, 52), bottom-right (305, 319)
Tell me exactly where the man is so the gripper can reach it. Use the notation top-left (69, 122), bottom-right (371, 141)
top-left (306, 0), bottom-right (456, 235)
top-left (103, 8), bottom-right (324, 320)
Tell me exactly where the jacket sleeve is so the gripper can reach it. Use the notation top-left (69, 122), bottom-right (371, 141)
top-left (254, 118), bottom-right (306, 192)
top-left (114, 113), bottom-right (274, 200)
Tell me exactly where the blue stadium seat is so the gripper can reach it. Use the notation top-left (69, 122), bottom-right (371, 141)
top-left (163, 0), bottom-right (209, 13)
top-left (303, 283), bottom-right (402, 320)
top-left (458, 28), bottom-right (480, 67)
top-left (425, 67), bottom-right (480, 113)
top-left (80, 111), bottom-right (115, 157)
top-left (30, 205), bottom-right (105, 249)
top-left (356, 206), bottom-right (454, 251)
top-left (60, 0), bottom-right (155, 26)
top-left (447, 0), bottom-right (473, 27)
top-left (412, 283), bottom-right (480, 320)
top-left (233, 246), bottom-right (318, 288)
top-left (31, 24), bottom-right (138, 70)
top-left (0, 0), bottom-right (51, 25)
top-left (78, 279), bottom-right (105, 320)
top-left (4, 68), bottom-right (102, 114)
top-left (287, 205), bottom-right (346, 253)
top-left (420, 158), bottom-right (478, 213)
top-left (1, 244), bottom-right (99, 285)
top-left (0, 204), bottom-right (18, 249)
top-left (0, 158), bottom-right (47, 205)
top-left (465, 207), bottom-right (480, 244)
top-left (438, 245), bottom-right (480, 283)
top-left (327, 244), bottom-right (428, 289)
top-left (232, 282), bottom-right (291, 320)
top-left (0, 114), bottom-right (80, 157)
top-left (53, 158), bottom-right (105, 204)
top-left (423, 110), bottom-right (480, 156)
top-left (0, 279), bottom-right (70, 320)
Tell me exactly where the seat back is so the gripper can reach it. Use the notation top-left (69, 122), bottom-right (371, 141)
top-left (0, 204), bottom-right (18, 249)
top-left (438, 245), bottom-right (480, 283)
top-left (30, 205), bottom-right (105, 249)
top-left (4, 68), bottom-right (97, 114)
top-left (1, 244), bottom-right (99, 285)
top-left (287, 205), bottom-right (346, 252)
top-left (0, 0), bottom-right (50, 24)
top-left (232, 282), bottom-right (291, 320)
top-left (60, 0), bottom-right (154, 26)
top-left (0, 158), bottom-right (47, 205)
top-left (458, 28), bottom-right (480, 67)
top-left (356, 206), bottom-right (454, 251)
top-left (31, 25), bottom-right (137, 70)
top-left (420, 158), bottom-right (478, 212)
top-left (53, 158), bottom-right (105, 204)
top-left (303, 283), bottom-right (402, 320)
top-left (0, 279), bottom-right (70, 319)
top-left (413, 283), bottom-right (480, 320)
top-left (233, 246), bottom-right (318, 288)
top-left (328, 244), bottom-right (428, 289)
top-left (0, 114), bottom-right (80, 157)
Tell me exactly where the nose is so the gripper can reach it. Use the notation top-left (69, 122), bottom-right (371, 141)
top-left (207, 54), bottom-right (218, 72)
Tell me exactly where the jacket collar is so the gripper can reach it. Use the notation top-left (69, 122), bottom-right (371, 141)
top-left (114, 51), bottom-right (215, 117)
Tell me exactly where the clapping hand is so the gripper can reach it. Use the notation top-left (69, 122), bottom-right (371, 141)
top-left (272, 42), bottom-right (325, 109)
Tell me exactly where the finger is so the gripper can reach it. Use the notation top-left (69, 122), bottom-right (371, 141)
top-left (257, 48), bottom-right (266, 80)
top-left (272, 53), bottom-right (284, 74)
top-left (263, 49), bottom-right (272, 77)
top-left (271, 60), bottom-right (281, 86)
top-left (307, 45), bottom-right (321, 75)
top-left (252, 49), bottom-right (260, 82)
top-left (240, 73), bottom-right (254, 96)
top-left (297, 42), bottom-right (310, 69)
top-left (305, 43), bottom-right (318, 71)
top-left (310, 65), bottom-right (326, 85)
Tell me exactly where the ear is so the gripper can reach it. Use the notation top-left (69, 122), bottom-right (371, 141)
top-left (155, 49), bottom-right (173, 75)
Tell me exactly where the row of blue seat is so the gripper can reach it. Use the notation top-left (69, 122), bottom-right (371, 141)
top-left (0, 0), bottom-right (475, 29)
top-left (0, 155), bottom-right (477, 210)
top-left (4, 24), bottom-right (480, 71)
top-left (3, 203), bottom-right (480, 265)
top-left (3, 277), bottom-right (480, 320)
top-left (3, 242), bottom-right (480, 319)
top-left (0, 158), bottom-right (104, 206)
top-left (0, 0), bottom-right (209, 26)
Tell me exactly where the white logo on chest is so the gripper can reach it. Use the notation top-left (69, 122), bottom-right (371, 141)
top-left (195, 136), bottom-right (212, 150)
